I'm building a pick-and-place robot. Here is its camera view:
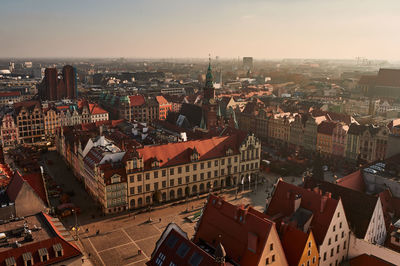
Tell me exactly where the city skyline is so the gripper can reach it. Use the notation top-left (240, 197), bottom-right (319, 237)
top-left (1, 0), bottom-right (400, 60)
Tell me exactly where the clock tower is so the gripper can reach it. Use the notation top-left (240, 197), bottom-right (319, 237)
top-left (202, 58), bottom-right (217, 129)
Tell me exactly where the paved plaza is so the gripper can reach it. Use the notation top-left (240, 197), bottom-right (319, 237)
top-left (42, 151), bottom-right (302, 265)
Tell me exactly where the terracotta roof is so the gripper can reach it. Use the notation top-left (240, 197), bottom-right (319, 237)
top-left (147, 224), bottom-right (217, 266)
top-left (375, 69), bottom-right (400, 88)
top-left (89, 103), bottom-right (107, 115)
top-left (194, 194), bottom-right (276, 266)
top-left (156, 95), bottom-right (169, 105)
top-left (129, 95), bottom-right (145, 107)
top-left (280, 226), bottom-right (309, 266)
top-left (336, 170), bottom-right (365, 192)
top-left (135, 134), bottom-right (247, 171)
top-left (266, 180), bottom-right (338, 245)
top-left (307, 181), bottom-right (376, 239)
top-left (0, 91), bottom-right (20, 97)
top-left (349, 254), bottom-right (394, 266)
top-left (317, 121), bottom-right (337, 135)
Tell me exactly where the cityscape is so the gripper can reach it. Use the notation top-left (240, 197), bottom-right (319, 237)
top-left (1, 1), bottom-right (400, 266)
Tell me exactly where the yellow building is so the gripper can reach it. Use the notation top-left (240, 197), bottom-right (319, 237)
top-left (43, 108), bottom-right (60, 137)
top-left (125, 133), bottom-right (261, 209)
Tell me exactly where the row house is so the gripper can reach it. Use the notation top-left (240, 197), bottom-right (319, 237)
top-left (79, 100), bottom-right (109, 124)
top-left (303, 115), bottom-right (326, 152)
top-left (359, 125), bottom-right (389, 162)
top-left (288, 114), bottom-right (304, 151)
top-left (57, 105), bottom-right (82, 127)
top-left (99, 93), bottom-right (161, 123)
top-left (82, 136), bottom-right (127, 213)
top-left (332, 122), bottom-right (349, 158)
top-left (317, 121), bottom-right (337, 156)
top-left (345, 123), bottom-right (365, 161)
top-left (266, 180), bottom-right (351, 266)
top-left (0, 112), bottom-right (19, 146)
top-left (14, 101), bottom-right (45, 143)
top-left (125, 133), bottom-right (261, 209)
top-left (268, 112), bottom-right (293, 146)
top-left (43, 107), bottom-right (61, 137)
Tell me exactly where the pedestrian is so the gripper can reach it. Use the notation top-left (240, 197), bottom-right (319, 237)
top-left (134, 215), bottom-right (136, 220)
top-left (82, 258), bottom-right (85, 263)
top-left (159, 218), bottom-right (161, 223)
top-left (85, 228), bottom-right (89, 233)
top-left (96, 230), bottom-right (100, 236)
top-left (138, 249), bottom-right (142, 255)
top-left (88, 253), bottom-right (91, 258)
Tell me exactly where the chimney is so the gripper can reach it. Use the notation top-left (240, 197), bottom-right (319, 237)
top-left (320, 195), bottom-right (328, 213)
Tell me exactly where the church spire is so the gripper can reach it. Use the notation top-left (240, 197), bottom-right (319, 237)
top-left (205, 54), bottom-right (213, 88)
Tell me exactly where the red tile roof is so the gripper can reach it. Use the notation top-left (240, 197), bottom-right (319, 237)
top-left (129, 95), bottom-right (145, 107)
top-left (317, 121), bottom-right (337, 135)
top-left (156, 95), bottom-right (169, 105)
top-left (280, 226), bottom-right (309, 266)
top-left (89, 103), bottom-right (107, 115)
top-left (349, 254), bottom-right (394, 266)
top-left (147, 224), bottom-right (217, 266)
top-left (336, 170), bottom-right (365, 192)
top-left (194, 194), bottom-right (276, 266)
top-left (135, 134), bottom-right (247, 171)
top-left (266, 180), bottom-right (338, 245)
top-left (0, 91), bottom-right (20, 97)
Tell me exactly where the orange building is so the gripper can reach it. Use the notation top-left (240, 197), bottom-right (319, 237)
top-left (280, 226), bottom-right (319, 266)
top-left (156, 95), bottom-right (171, 120)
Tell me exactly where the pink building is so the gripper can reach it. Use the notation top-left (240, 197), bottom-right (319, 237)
top-left (1, 113), bottom-right (19, 146)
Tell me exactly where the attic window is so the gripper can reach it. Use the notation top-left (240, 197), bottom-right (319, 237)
top-left (5, 257), bottom-right (16, 266)
top-left (176, 242), bottom-right (190, 258)
top-left (38, 248), bottom-right (49, 262)
top-left (53, 243), bottom-right (64, 257)
top-left (226, 148), bottom-right (233, 156)
top-left (22, 252), bottom-right (33, 266)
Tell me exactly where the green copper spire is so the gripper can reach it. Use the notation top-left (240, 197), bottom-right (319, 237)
top-left (205, 56), bottom-right (213, 88)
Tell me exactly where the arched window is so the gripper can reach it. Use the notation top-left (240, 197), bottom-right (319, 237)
top-left (170, 190), bottom-right (175, 200)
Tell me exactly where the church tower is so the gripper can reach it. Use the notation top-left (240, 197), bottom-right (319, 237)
top-left (202, 57), bottom-right (217, 129)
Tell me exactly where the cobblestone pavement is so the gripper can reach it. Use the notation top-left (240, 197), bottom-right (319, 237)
top-left (42, 151), bottom-right (303, 266)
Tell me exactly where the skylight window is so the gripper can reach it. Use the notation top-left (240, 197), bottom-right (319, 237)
top-left (176, 242), bottom-right (190, 258)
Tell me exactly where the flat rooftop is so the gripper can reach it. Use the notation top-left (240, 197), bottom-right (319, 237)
top-left (0, 214), bottom-right (54, 253)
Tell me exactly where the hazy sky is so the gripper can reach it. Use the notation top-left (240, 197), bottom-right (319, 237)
top-left (1, 0), bottom-right (400, 60)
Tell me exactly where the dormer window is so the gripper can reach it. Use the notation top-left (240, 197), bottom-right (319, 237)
top-left (191, 148), bottom-right (199, 161)
top-left (5, 257), bottom-right (16, 266)
top-left (53, 243), bottom-right (64, 257)
top-left (151, 159), bottom-right (160, 168)
top-left (226, 148), bottom-right (233, 156)
top-left (38, 248), bottom-right (49, 262)
top-left (22, 252), bottom-right (33, 266)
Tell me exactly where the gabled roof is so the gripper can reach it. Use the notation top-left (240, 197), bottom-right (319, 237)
top-left (88, 103), bottom-right (107, 115)
top-left (308, 181), bottom-right (377, 239)
top-left (349, 254), bottom-right (394, 266)
top-left (194, 194), bottom-right (275, 266)
top-left (336, 170), bottom-right (365, 192)
top-left (147, 223), bottom-right (217, 266)
top-left (135, 134), bottom-right (247, 171)
top-left (129, 95), bottom-right (145, 107)
top-left (266, 181), bottom-right (338, 245)
top-left (317, 121), bottom-right (337, 135)
top-left (280, 226), bottom-right (310, 266)
top-left (6, 171), bottom-right (48, 205)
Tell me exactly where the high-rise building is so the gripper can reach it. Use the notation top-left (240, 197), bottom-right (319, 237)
top-left (243, 57), bottom-right (253, 71)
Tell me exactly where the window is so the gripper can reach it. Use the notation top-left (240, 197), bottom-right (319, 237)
top-left (342, 231), bottom-right (344, 238)
top-left (337, 245), bottom-right (340, 253)
top-left (166, 234), bottom-right (178, 248)
top-left (323, 252), bottom-right (327, 261)
top-left (343, 241), bottom-right (346, 249)
top-left (162, 170), bottom-right (166, 177)
top-left (137, 174), bottom-right (142, 181)
top-left (328, 238), bottom-right (331, 245)
top-left (130, 187), bottom-right (135, 195)
top-left (335, 235), bottom-right (338, 242)
top-left (200, 163), bottom-right (204, 169)
top-left (129, 176), bottom-right (134, 183)
top-left (154, 182), bottom-right (159, 190)
top-left (214, 170), bottom-right (218, 177)
top-left (330, 248), bottom-right (334, 257)
top-left (155, 252), bottom-right (166, 266)
top-left (221, 159), bottom-right (225, 165)
top-left (234, 156), bottom-right (238, 162)
top-left (221, 169), bottom-right (224, 175)
top-left (270, 243), bottom-right (273, 251)
top-left (340, 222), bottom-right (342, 229)
top-left (154, 171), bottom-right (158, 178)
top-left (178, 167), bottom-right (182, 174)
top-left (333, 225), bottom-right (336, 232)
top-left (193, 174), bottom-right (197, 181)
top-left (162, 181), bottom-right (166, 188)
top-left (337, 212), bottom-right (340, 217)
top-left (186, 165), bottom-right (190, 172)
top-left (178, 178), bottom-right (182, 185)
top-left (170, 168), bottom-right (174, 175)
top-left (146, 173), bottom-right (150, 180)
top-left (176, 243), bottom-right (190, 258)
top-left (185, 176), bottom-right (190, 183)
top-left (272, 255), bottom-right (275, 262)
top-left (193, 164), bottom-right (197, 171)
top-left (146, 184), bottom-right (150, 192)
top-left (189, 252), bottom-right (204, 266)
top-left (170, 180), bottom-right (174, 186)
top-left (207, 161), bottom-right (211, 168)
top-left (308, 241), bottom-right (311, 248)
top-left (308, 250), bottom-right (311, 256)
top-left (266, 258), bottom-right (269, 264)
top-left (215, 160), bottom-right (218, 166)
top-left (312, 257), bottom-right (316, 264)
